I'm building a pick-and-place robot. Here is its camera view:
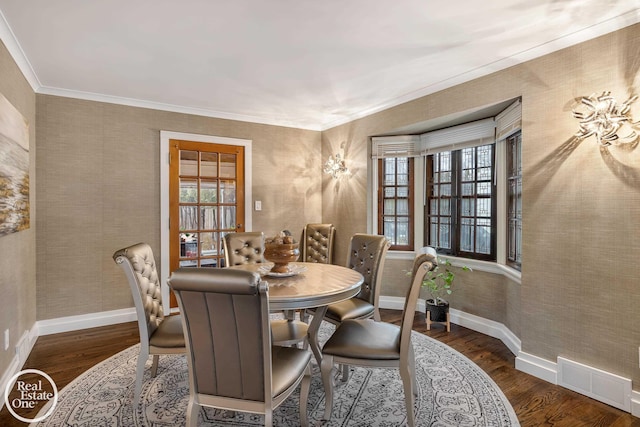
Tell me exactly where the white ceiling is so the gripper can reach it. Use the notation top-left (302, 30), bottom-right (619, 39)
top-left (0, 1), bottom-right (638, 131)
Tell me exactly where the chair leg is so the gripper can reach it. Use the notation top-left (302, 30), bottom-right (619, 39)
top-left (264, 410), bottom-right (272, 427)
top-left (408, 345), bottom-right (418, 397)
top-left (186, 399), bottom-right (199, 427)
top-left (399, 362), bottom-right (416, 427)
top-left (340, 363), bottom-right (349, 382)
top-left (134, 350), bottom-right (148, 406)
top-left (321, 355), bottom-right (335, 420)
top-left (150, 354), bottom-right (160, 377)
top-left (299, 364), bottom-right (311, 427)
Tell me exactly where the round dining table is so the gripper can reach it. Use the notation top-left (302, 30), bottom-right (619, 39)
top-left (228, 262), bottom-right (364, 365)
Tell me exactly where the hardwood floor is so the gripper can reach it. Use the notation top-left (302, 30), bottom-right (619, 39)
top-left (1, 309), bottom-right (638, 426)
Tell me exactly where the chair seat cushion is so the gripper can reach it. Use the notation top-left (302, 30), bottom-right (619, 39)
top-left (149, 315), bottom-right (185, 348)
top-left (325, 299), bottom-right (374, 323)
top-left (271, 319), bottom-right (308, 345)
top-left (322, 319), bottom-right (401, 360)
top-left (271, 346), bottom-right (311, 397)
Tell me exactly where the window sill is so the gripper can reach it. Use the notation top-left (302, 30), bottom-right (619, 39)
top-left (385, 251), bottom-right (522, 285)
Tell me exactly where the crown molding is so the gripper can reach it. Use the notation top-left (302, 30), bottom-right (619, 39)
top-left (1, 7), bottom-right (638, 132)
top-left (36, 86), bottom-right (322, 131)
top-left (319, 8), bottom-right (640, 131)
top-left (0, 9), bottom-right (41, 91)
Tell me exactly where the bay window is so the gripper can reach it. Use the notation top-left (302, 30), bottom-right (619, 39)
top-left (372, 99), bottom-right (521, 268)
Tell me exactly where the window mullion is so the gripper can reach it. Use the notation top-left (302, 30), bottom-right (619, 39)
top-left (452, 150), bottom-right (460, 256)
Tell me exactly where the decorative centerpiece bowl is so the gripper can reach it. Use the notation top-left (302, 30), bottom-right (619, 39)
top-left (264, 233), bottom-right (300, 274)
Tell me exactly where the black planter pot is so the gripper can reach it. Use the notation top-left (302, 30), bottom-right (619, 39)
top-left (425, 299), bottom-right (449, 323)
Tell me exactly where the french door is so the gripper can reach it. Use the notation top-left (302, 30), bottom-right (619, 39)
top-left (168, 139), bottom-right (245, 306)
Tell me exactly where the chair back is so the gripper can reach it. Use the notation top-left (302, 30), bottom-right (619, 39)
top-left (113, 243), bottom-right (165, 342)
top-left (169, 268), bottom-right (271, 401)
top-left (346, 234), bottom-right (390, 308)
top-left (301, 223), bottom-right (335, 264)
top-left (399, 247), bottom-right (438, 356)
top-left (223, 231), bottom-right (266, 266)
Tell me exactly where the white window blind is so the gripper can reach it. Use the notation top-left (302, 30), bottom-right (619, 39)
top-left (495, 100), bottom-right (522, 140)
top-left (420, 118), bottom-right (496, 155)
top-left (372, 118), bottom-right (496, 159)
top-left (371, 135), bottom-right (421, 159)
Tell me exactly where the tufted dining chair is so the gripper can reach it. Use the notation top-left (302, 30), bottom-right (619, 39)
top-left (224, 231), bottom-right (307, 347)
top-left (168, 268), bottom-right (312, 427)
top-left (307, 233), bottom-right (390, 380)
top-left (301, 223), bottom-right (336, 264)
top-left (112, 242), bottom-right (185, 406)
top-left (323, 233), bottom-right (390, 324)
top-left (222, 231), bottom-right (266, 267)
top-left (321, 247), bottom-right (438, 427)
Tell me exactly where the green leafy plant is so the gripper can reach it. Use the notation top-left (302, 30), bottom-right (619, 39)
top-left (422, 259), bottom-right (471, 306)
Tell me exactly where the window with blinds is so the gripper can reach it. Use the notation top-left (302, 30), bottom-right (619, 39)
top-left (372, 98), bottom-right (521, 266)
top-left (378, 157), bottom-right (414, 250)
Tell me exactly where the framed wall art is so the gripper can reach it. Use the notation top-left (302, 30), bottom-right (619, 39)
top-left (0, 93), bottom-right (29, 237)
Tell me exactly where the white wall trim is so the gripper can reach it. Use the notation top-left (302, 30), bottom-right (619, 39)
top-left (515, 351), bottom-right (558, 385)
top-left (0, 9), bottom-right (41, 91)
top-left (3, 3), bottom-right (636, 133)
top-left (0, 326), bottom-right (38, 411)
top-left (449, 308), bottom-right (521, 356)
top-left (320, 9), bottom-right (640, 131)
top-left (36, 86), bottom-right (321, 131)
top-left (379, 296), bottom-right (521, 355)
top-left (36, 308), bottom-right (137, 336)
top-left (382, 296), bottom-right (639, 416)
top-left (632, 390), bottom-right (640, 418)
top-left (383, 251), bottom-right (522, 285)
top-left (558, 356), bottom-right (632, 412)
top-left (5, 305), bottom-right (639, 417)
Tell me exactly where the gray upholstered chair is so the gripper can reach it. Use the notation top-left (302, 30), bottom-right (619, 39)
top-left (323, 233), bottom-right (390, 324)
top-left (168, 268), bottom-right (312, 427)
top-left (301, 223), bottom-right (335, 264)
top-left (224, 231), bottom-right (308, 346)
top-left (222, 231), bottom-right (266, 266)
top-left (304, 233), bottom-right (389, 380)
top-left (320, 247), bottom-right (438, 427)
top-left (112, 243), bottom-right (185, 406)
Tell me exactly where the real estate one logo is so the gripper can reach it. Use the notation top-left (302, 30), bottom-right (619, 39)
top-left (4, 369), bottom-right (58, 423)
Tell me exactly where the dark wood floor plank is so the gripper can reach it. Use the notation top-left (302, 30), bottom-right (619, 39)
top-left (0, 309), bottom-right (638, 426)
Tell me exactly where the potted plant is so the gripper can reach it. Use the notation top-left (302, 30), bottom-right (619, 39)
top-left (422, 258), bottom-right (471, 324)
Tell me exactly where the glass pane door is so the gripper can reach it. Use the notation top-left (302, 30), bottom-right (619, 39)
top-left (170, 140), bottom-right (244, 275)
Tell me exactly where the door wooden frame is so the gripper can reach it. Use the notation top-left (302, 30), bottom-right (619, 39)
top-left (160, 131), bottom-right (252, 314)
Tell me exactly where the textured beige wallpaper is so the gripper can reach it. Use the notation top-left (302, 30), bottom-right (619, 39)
top-left (35, 97), bottom-right (322, 320)
top-left (24, 21), bottom-right (640, 393)
top-left (0, 41), bottom-right (37, 374)
top-left (324, 24), bottom-right (640, 385)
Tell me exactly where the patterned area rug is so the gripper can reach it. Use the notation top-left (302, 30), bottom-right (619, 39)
top-left (32, 321), bottom-right (519, 426)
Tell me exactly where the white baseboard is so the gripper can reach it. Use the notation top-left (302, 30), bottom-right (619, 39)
top-left (515, 351), bottom-right (558, 385)
top-left (449, 308), bottom-right (521, 356)
top-left (379, 296), bottom-right (521, 355)
top-left (632, 390), bottom-right (640, 418)
top-left (379, 295), bottom-right (406, 311)
top-left (0, 327), bottom-right (38, 411)
top-left (4, 302), bottom-right (639, 418)
top-left (37, 307), bottom-right (137, 336)
top-left (558, 356), bottom-right (631, 412)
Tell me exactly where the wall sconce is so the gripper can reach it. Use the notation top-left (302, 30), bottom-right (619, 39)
top-left (323, 153), bottom-right (349, 179)
top-left (572, 91), bottom-right (637, 146)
